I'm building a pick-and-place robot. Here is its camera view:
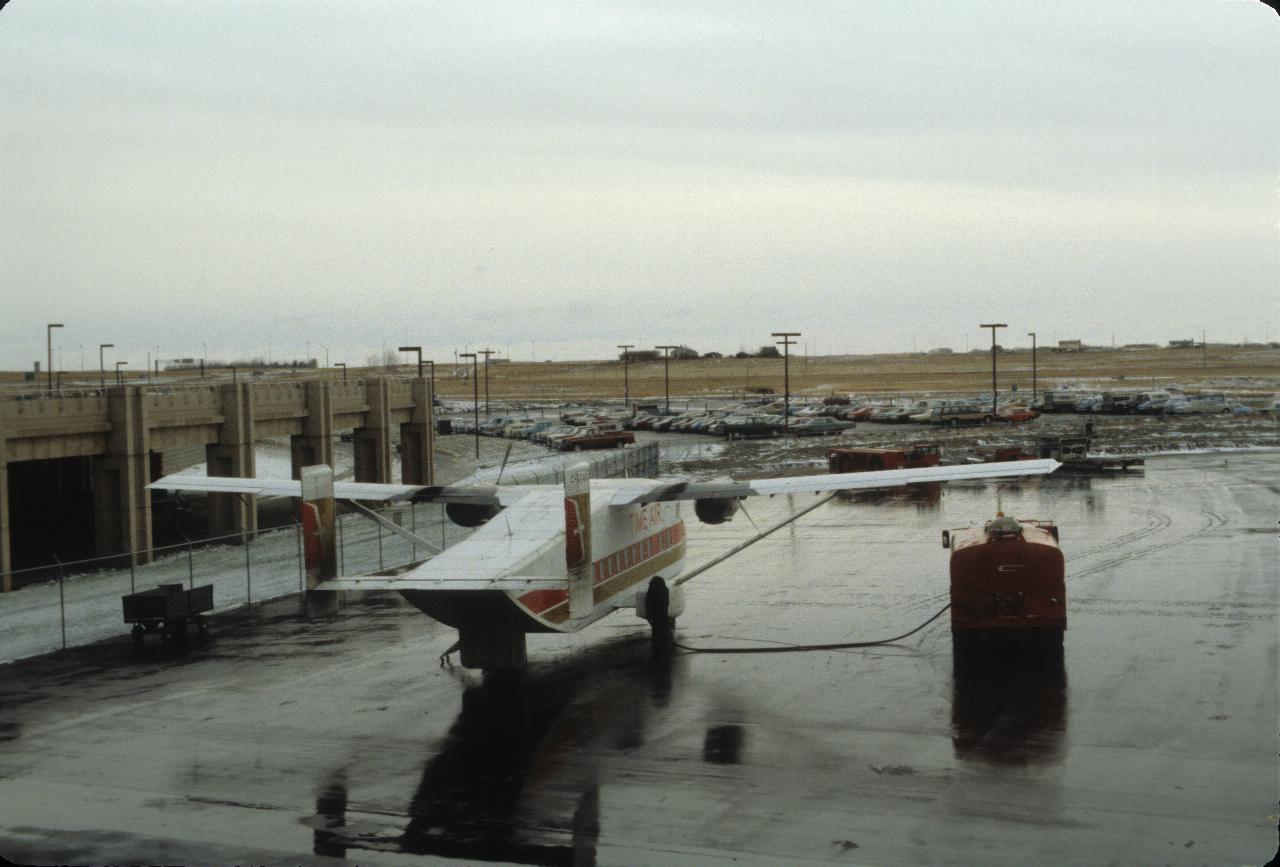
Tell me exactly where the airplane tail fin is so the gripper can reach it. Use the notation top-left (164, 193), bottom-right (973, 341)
top-left (301, 464), bottom-right (342, 619)
top-left (563, 463), bottom-right (593, 622)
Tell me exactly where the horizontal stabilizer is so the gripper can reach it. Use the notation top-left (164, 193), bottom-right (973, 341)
top-left (316, 576), bottom-right (567, 592)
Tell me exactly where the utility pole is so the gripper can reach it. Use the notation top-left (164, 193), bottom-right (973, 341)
top-left (1201, 329), bottom-right (1207, 368)
top-left (771, 332), bottom-right (800, 433)
top-left (617, 344), bottom-right (635, 413)
top-left (398, 345), bottom-right (423, 379)
top-left (460, 352), bottom-right (479, 458)
top-left (655, 345), bottom-right (679, 414)
top-left (98, 343), bottom-right (114, 389)
top-left (479, 348), bottom-right (495, 414)
top-left (47, 323), bottom-right (63, 393)
top-left (979, 323), bottom-right (1007, 417)
top-left (1027, 332), bottom-right (1037, 405)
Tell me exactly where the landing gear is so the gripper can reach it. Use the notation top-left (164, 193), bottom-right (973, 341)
top-left (645, 577), bottom-right (676, 654)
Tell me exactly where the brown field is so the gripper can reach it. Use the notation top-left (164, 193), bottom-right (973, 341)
top-left (431, 345), bottom-right (1280, 403)
top-left (6, 345), bottom-right (1279, 404)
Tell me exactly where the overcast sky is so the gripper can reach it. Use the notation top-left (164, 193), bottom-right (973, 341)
top-left (1, 1), bottom-right (1276, 371)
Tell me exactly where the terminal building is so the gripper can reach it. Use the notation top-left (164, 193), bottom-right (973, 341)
top-left (0, 376), bottom-right (435, 591)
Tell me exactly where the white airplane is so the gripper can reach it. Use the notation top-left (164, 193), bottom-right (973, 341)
top-left (148, 458), bottom-right (1059, 669)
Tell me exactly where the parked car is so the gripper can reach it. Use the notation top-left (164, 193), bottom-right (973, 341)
top-left (787, 417), bottom-right (856, 436)
top-left (535, 426), bottom-right (579, 447)
top-left (721, 414), bottom-right (783, 437)
top-left (1074, 396), bottom-right (1102, 413)
top-left (556, 426), bottom-right (635, 450)
top-left (998, 405), bottom-right (1039, 423)
top-left (1169, 394), bottom-right (1230, 414)
top-left (921, 406), bottom-right (994, 426)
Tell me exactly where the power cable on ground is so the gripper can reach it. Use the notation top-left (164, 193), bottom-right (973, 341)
top-left (676, 603), bottom-right (951, 654)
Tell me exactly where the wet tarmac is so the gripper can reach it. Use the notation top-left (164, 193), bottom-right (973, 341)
top-left (0, 452), bottom-right (1276, 865)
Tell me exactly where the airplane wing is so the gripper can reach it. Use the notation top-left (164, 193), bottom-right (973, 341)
top-left (147, 474), bottom-right (539, 506)
top-left (607, 459), bottom-right (1061, 506)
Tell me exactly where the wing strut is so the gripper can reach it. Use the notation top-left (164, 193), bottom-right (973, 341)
top-left (345, 501), bottom-right (443, 556)
top-left (674, 493), bottom-right (837, 588)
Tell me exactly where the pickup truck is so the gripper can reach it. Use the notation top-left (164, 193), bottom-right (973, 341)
top-left (555, 426), bottom-right (636, 450)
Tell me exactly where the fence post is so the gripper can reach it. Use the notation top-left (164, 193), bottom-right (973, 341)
top-left (245, 529), bottom-right (252, 609)
top-left (377, 516), bottom-right (384, 571)
top-left (338, 511), bottom-right (346, 574)
top-left (184, 536), bottom-right (195, 591)
top-left (54, 555), bottom-right (66, 650)
top-left (127, 544), bottom-right (136, 596)
top-left (296, 522), bottom-right (305, 592)
top-left (410, 503), bottom-right (417, 563)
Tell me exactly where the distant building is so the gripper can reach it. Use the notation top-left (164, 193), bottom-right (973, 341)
top-left (1123, 343), bottom-right (1158, 349)
top-left (928, 347), bottom-right (953, 355)
top-left (1056, 339), bottom-right (1083, 352)
top-left (620, 349), bottom-right (659, 362)
top-left (1168, 339), bottom-right (1196, 349)
top-left (670, 346), bottom-right (699, 359)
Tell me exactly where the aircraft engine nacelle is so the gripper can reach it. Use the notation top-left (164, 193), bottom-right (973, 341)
top-left (445, 502), bottom-right (502, 527)
top-left (694, 497), bottom-right (739, 525)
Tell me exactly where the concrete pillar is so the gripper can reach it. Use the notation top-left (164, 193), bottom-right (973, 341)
top-left (0, 436), bottom-right (10, 592)
top-left (93, 385), bottom-right (153, 564)
top-left (207, 382), bottom-right (257, 538)
top-left (399, 377), bottom-right (435, 485)
top-left (291, 380), bottom-right (335, 479)
top-left (353, 377), bottom-right (393, 483)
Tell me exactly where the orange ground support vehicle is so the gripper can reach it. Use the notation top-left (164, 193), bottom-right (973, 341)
top-left (942, 515), bottom-right (1066, 648)
top-left (827, 444), bottom-right (940, 473)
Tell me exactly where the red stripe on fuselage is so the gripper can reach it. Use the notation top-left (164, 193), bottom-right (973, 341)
top-left (518, 520), bottom-right (686, 615)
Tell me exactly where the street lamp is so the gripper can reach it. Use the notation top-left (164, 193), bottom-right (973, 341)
top-left (114, 360), bottom-right (128, 386)
top-left (335, 362), bottom-right (347, 381)
top-left (479, 348), bottom-right (495, 415)
top-left (617, 344), bottom-right (635, 413)
top-left (460, 352), bottom-right (479, 458)
top-left (1027, 332), bottom-right (1037, 404)
top-left (99, 343), bottom-right (114, 389)
top-left (398, 345), bottom-right (423, 379)
top-left (655, 345), bottom-right (679, 414)
top-left (771, 331), bottom-right (800, 433)
top-left (980, 323), bottom-right (1007, 417)
top-left (47, 323), bottom-right (63, 393)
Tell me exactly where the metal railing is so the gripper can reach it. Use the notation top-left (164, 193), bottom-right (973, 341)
top-left (0, 500), bottom-right (462, 665)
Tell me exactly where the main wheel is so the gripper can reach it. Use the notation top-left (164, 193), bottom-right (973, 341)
top-left (645, 577), bottom-right (675, 654)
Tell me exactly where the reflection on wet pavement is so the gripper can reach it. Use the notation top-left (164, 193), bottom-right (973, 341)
top-left (951, 647), bottom-right (1067, 766)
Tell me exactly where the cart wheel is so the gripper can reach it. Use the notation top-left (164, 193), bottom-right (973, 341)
top-left (131, 624), bottom-right (145, 645)
top-left (196, 615), bottom-right (207, 632)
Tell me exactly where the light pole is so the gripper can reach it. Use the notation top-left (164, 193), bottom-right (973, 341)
top-left (47, 323), bottom-right (63, 393)
top-left (398, 345), bottom-right (423, 379)
top-left (335, 362), bottom-right (347, 382)
top-left (771, 331), bottom-right (800, 433)
top-left (655, 345), bottom-right (678, 414)
top-left (115, 360), bottom-right (128, 386)
top-left (617, 344), bottom-right (635, 413)
top-left (99, 343), bottom-right (114, 389)
top-left (479, 348), bottom-right (495, 415)
top-left (460, 352), bottom-right (479, 458)
top-left (1027, 332), bottom-right (1037, 404)
top-left (980, 323), bottom-right (1007, 417)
